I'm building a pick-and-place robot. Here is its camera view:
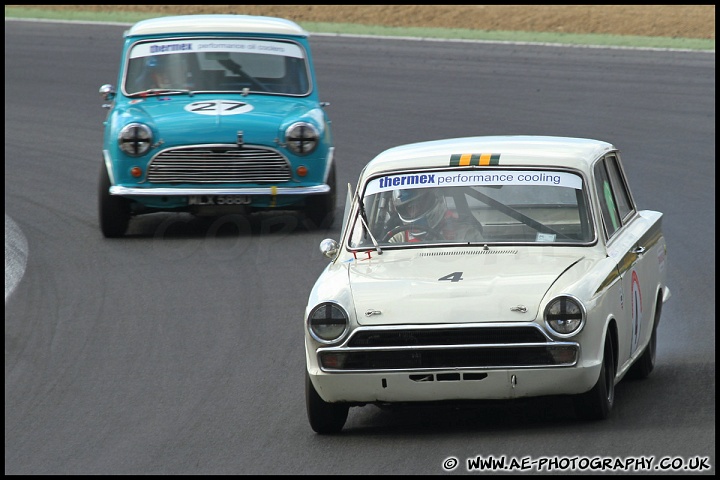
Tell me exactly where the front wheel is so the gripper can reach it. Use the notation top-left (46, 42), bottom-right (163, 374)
top-left (627, 297), bottom-right (662, 380)
top-left (305, 371), bottom-right (348, 434)
top-left (98, 165), bottom-right (131, 238)
top-left (305, 164), bottom-right (336, 229)
top-left (574, 334), bottom-right (615, 421)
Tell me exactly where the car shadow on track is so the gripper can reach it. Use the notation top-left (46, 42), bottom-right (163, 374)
top-left (333, 366), bottom-right (690, 436)
top-left (342, 395), bottom-right (580, 436)
top-left (119, 210), bottom-right (340, 239)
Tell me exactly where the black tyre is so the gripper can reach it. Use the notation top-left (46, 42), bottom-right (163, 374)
top-left (98, 165), bottom-right (131, 238)
top-left (305, 163), bottom-right (336, 229)
top-left (627, 297), bottom-right (662, 380)
top-left (305, 371), bottom-right (348, 434)
top-left (574, 334), bottom-right (615, 421)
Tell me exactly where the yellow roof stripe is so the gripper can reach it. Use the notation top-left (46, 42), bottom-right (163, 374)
top-left (449, 153), bottom-right (501, 166)
top-left (459, 153), bottom-right (473, 166)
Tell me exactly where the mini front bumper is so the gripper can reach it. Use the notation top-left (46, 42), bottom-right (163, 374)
top-left (109, 185), bottom-right (330, 196)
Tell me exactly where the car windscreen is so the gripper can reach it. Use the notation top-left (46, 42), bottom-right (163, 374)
top-left (348, 168), bottom-right (595, 247)
top-left (123, 38), bottom-right (311, 96)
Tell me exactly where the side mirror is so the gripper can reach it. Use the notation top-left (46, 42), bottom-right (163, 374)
top-left (319, 238), bottom-right (339, 259)
top-left (99, 84), bottom-right (116, 102)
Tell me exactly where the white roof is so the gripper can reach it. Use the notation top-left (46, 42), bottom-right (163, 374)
top-left (126, 14), bottom-right (308, 37)
top-left (359, 136), bottom-right (615, 180)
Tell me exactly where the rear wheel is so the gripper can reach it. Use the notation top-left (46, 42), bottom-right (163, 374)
top-left (574, 334), bottom-right (615, 421)
top-left (627, 297), bottom-right (662, 380)
top-left (98, 165), bottom-right (131, 238)
top-left (305, 371), bottom-right (348, 434)
top-left (305, 164), bottom-right (336, 229)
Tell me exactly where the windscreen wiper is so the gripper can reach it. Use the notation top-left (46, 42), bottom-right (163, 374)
top-left (128, 88), bottom-right (194, 98)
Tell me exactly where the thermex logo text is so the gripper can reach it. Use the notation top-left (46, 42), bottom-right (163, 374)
top-left (377, 174), bottom-right (435, 188)
top-left (150, 43), bottom-right (193, 53)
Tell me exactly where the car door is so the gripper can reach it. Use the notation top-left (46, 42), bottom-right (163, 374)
top-left (593, 153), bottom-right (661, 370)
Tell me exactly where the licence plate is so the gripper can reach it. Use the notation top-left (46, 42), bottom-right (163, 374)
top-left (188, 195), bottom-right (250, 206)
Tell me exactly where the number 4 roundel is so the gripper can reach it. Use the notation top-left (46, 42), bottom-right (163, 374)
top-left (439, 272), bottom-right (463, 283)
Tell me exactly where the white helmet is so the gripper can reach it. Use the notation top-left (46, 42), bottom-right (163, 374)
top-left (392, 188), bottom-right (446, 234)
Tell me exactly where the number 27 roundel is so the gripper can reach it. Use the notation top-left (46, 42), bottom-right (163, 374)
top-left (185, 100), bottom-right (254, 115)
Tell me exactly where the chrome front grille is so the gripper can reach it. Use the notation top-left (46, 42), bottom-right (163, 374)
top-left (147, 145), bottom-right (291, 184)
top-left (348, 326), bottom-right (546, 346)
top-left (318, 324), bottom-right (578, 372)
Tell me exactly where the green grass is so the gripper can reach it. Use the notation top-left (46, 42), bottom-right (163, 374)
top-left (4, 6), bottom-right (715, 51)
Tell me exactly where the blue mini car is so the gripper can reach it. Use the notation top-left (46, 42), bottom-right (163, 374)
top-left (99, 15), bottom-right (336, 237)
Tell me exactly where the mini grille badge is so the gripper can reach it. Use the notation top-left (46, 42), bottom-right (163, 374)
top-left (510, 305), bottom-right (527, 313)
top-left (237, 131), bottom-right (244, 148)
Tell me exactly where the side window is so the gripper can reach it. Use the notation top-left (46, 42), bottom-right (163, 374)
top-left (593, 160), bottom-right (621, 238)
top-left (605, 155), bottom-right (635, 223)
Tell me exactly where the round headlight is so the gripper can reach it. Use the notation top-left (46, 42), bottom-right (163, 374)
top-left (308, 302), bottom-right (349, 344)
top-left (285, 122), bottom-right (319, 155)
top-left (544, 295), bottom-right (585, 337)
top-left (118, 123), bottom-right (152, 156)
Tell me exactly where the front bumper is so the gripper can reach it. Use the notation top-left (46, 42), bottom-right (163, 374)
top-left (307, 364), bottom-right (601, 403)
top-left (109, 185), bottom-right (330, 196)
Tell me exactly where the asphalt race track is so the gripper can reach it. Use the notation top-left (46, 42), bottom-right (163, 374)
top-left (4, 19), bottom-right (716, 475)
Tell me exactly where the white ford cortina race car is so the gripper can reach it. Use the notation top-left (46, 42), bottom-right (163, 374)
top-left (304, 136), bottom-right (670, 434)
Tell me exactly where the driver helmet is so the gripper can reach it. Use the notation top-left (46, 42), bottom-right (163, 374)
top-left (143, 55), bottom-right (173, 88)
top-left (143, 55), bottom-right (166, 75)
top-left (392, 188), bottom-right (446, 234)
